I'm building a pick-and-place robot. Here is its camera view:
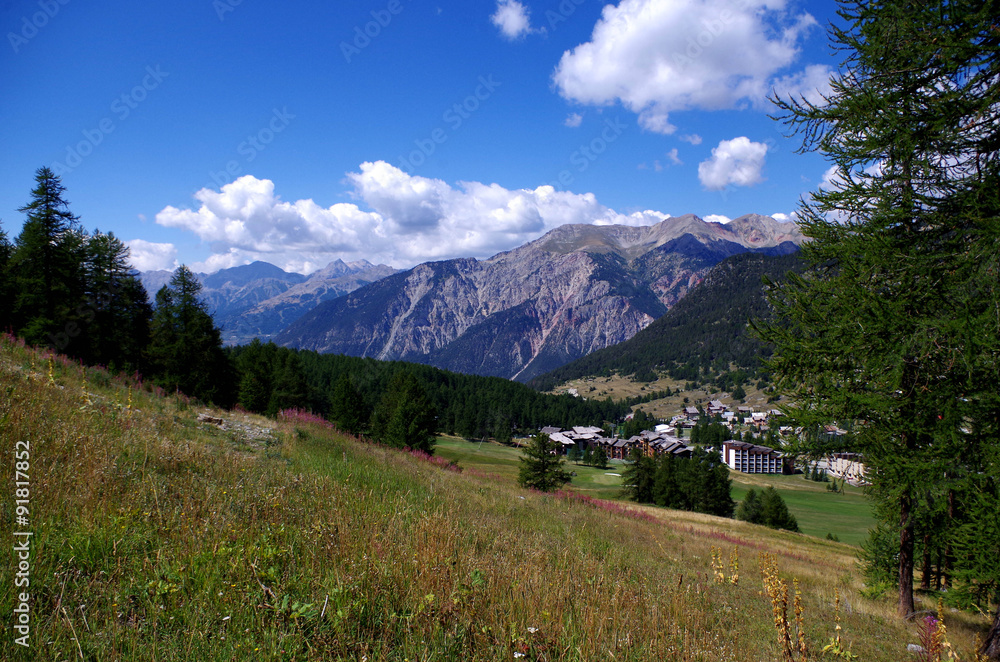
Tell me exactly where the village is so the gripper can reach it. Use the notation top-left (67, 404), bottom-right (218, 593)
top-left (537, 399), bottom-right (867, 484)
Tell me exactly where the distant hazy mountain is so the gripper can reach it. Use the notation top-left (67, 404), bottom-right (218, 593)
top-left (275, 214), bottom-right (804, 381)
top-left (138, 259), bottom-right (397, 346)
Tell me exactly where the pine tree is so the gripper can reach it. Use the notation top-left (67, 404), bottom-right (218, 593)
top-left (10, 167), bottom-right (87, 350)
top-left (517, 433), bottom-right (571, 492)
top-left (592, 445), bottom-right (608, 470)
top-left (236, 339), bottom-right (274, 413)
top-left (148, 266), bottom-right (235, 406)
top-left (370, 372), bottom-right (436, 453)
top-left (82, 230), bottom-right (151, 370)
top-left (760, 486), bottom-right (799, 533)
top-left (762, 0), bottom-right (1000, 621)
top-left (735, 488), bottom-right (763, 524)
top-left (0, 219), bottom-right (12, 330)
top-left (329, 373), bottom-right (366, 435)
top-left (621, 447), bottom-right (655, 503)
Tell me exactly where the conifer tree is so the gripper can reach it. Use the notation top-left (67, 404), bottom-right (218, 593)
top-left (82, 230), bottom-right (151, 370)
top-left (517, 433), bottom-right (571, 492)
top-left (10, 167), bottom-right (87, 349)
top-left (762, 0), bottom-right (1000, 622)
top-left (621, 447), bottom-right (656, 503)
top-left (591, 445), bottom-right (608, 470)
top-left (370, 372), bottom-right (436, 452)
top-left (148, 266), bottom-right (235, 406)
top-left (0, 219), bottom-right (12, 329)
top-left (735, 488), bottom-right (763, 524)
top-left (236, 339), bottom-right (274, 413)
top-left (329, 373), bottom-right (366, 435)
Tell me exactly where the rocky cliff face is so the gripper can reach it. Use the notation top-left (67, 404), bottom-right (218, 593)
top-left (275, 214), bottom-right (804, 381)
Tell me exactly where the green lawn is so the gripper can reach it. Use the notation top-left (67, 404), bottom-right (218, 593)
top-left (436, 435), bottom-right (875, 545)
top-left (729, 473), bottom-right (876, 547)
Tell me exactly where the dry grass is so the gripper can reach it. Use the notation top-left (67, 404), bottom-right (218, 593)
top-left (549, 373), bottom-right (787, 420)
top-left (0, 336), bottom-right (991, 660)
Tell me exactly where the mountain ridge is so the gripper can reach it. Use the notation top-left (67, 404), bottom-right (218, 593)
top-left (276, 214), bottom-right (805, 380)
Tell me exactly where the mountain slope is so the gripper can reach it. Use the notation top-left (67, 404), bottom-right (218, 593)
top-left (276, 214), bottom-right (805, 380)
top-left (527, 252), bottom-right (807, 391)
top-left (140, 259), bottom-right (397, 345)
top-left (0, 333), bottom-right (941, 661)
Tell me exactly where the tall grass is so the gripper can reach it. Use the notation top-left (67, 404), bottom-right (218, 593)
top-left (0, 336), bottom-right (991, 660)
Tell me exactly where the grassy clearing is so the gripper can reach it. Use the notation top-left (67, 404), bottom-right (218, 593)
top-left (437, 437), bottom-right (875, 546)
top-left (0, 337), bottom-right (991, 660)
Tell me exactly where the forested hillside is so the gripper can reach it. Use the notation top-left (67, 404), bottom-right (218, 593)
top-left (530, 252), bottom-right (805, 391)
top-left (229, 341), bottom-right (628, 443)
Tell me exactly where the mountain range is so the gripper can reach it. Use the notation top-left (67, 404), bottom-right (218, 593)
top-left (274, 214), bottom-right (804, 381)
top-left (139, 259), bottom-right (397, 346)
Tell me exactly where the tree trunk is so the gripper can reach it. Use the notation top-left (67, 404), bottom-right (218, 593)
top-left (898, 491), bottom-right (916, 618)
top-left (982, 603), bottom-right (1000, 661)
top-left (920, 533), bottom-right (932, 591)
top-left (942, 489), bottom-right (955, 589)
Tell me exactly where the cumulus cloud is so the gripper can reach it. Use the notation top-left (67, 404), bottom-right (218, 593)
top-left (552, 0), bottom-right (832, 133)
top-left (491, 0), bottom-right (537, 40)
top-left (152, 161), bottom-right (675, 272)
top-left (704, 214), bottom-right (731, 224)
top-left (770, 212), bottom-right (799, 223)
top-left (666, 148), bottom-right (682, 165)
top-left (564, 112), bottom-right (583, 128)
top-left (698, 136), bottom-right (769, 190)
top-left (125, 239), bottom-right (178, 271)
top-left (679, 133), bottom-right (702, 145)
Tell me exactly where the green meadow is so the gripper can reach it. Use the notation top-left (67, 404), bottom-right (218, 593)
top-left (436, 436), bottom-right (875, 546)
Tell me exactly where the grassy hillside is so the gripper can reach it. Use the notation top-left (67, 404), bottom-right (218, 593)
top-left (1, 335), bottom-right (991, 660)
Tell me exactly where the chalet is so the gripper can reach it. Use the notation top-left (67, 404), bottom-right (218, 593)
top-left (720, 440), bottom-right (792, 474)
top-left (540, 426), bottom-right (562, 436)
top-left (828, 452), bottom-right (867, 485)
top-left (707, 400), bottom-right (728, 416)
top-left (684, 406), bottom-right (700, 420)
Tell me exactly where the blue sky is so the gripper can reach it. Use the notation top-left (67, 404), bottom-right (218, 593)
top-left (1, 0), bottom-right (841, 273)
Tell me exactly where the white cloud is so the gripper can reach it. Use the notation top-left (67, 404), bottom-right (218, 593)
top-left (704, 214), bottom-right (731, 224)
top-left (666, 148), bottom-right (682, 165)
top-left (818, 165), bottom-right (841, 190)
top-left (153, 162), bottom-right (675, 272)
top-left (698, 136), bottom-right (769, 190)
top-left (771, 63), bottom-right (835, 106)
top-left (552, 0), bottom-right (829, 133)
top-left (564, 112), bottom-right (583, 128)
top-left (491, 0), bottom-right (536, 40)
top-left (770, 212), bottom-right (799, 223)
top-left (125, 239), bottom-right (178, 271)
top-left (679, 133), bottom-right (702, 145)
top-left (155, 175), bottom-right (384, 272)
